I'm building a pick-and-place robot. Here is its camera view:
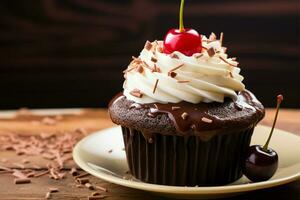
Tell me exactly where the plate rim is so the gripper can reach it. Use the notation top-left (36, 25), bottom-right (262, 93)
top-left (73, 125), bottom-right (300, 195)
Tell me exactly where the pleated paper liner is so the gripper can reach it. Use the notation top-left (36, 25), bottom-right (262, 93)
top-left (122, 126), bottom-right (253, 186)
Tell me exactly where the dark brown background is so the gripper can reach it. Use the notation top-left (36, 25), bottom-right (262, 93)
top-left (0, 0), bottom-right (299, 109)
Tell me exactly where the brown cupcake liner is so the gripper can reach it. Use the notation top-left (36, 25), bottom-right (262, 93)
top-left (122, 126), bottom-right (253, 186)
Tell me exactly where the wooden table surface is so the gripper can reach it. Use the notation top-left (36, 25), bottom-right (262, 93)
top-left (0, 108), bottom-right (299, 200)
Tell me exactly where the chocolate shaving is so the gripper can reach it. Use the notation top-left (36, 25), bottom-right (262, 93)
top-left (34, 170), bottom-right (49, 177)
top-left (220, 32), bottom-right (224, 45)
top-left (26, 172), bottom-right (35, 177)
top-left (142, 61), bottom-right (154, 72)
top-left (49, 188), bottom-right (59, 193)
top-left (153, 64), bottom-right (157, 72)
top-left (136, 65), bottom-right (144, 73)
top-left (157, 46), bottom-right (163, 53)
top-left (207, 47), bottom-right (216, 57)
top-left (168, 71), bottom-right (177, 78)
top-left (108, 149), bottom-right (113, 153)
top-left (76, 184), bottom-right (84, 188)
top-left (144, 41), bottom-right (152, 51)
top-left (155, 66), bottom-right (161, 73)
top-left (194, 53), bottom-right (203, 59)
top-left (75, 172), bottom-right (89, 179)
top-left (169, 63), bottom-right (184, 73)
top-left (201, 117), bottom-right (213, 123)
top-left (152, 79), bottom-right (159, 94)
top-left (70, 167), bottom-right (78, 176)
top-left (129, 89), bottom-right (143, 98)
top-left (219, 56), bottom-right (238, 67)
top-left (76, 178), bottom-right (90, 184)
top-left (32, 165), bottom-right (42, 170)
top-left (95, 185), bottom-right (108, 192)
top-left (229, 72), bottom-right (234, 78)
top-left (171, 106), bottom-right (181, 111)
top-left (177, 80), bottom-right (190, 83)
top-left (14, 178), bottom-right (31, 184)
top-left (181, 112), bottom-right (189, 120)
top-left (151, 56), bottom-right (157, 63)
top-left (209, 32), bottom-right (217, 41)
top-left (123, 66), bottom-right (137, 73)
top-left (85, 183), bottom-right (94, 190)
top-left (78, 178), bottom-right (90, 185)
top-left (45, 192), bottom-right (51, 199)
top-left (92, 192), bottom-right (101, 196)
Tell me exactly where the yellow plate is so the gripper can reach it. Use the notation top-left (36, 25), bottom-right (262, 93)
top-left (73, 125), bottom-right (300, 199)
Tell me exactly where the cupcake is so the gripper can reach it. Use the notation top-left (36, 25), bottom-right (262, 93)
top-left (108, 2), bottom-right (264, 185)
top-left (108, 33), bottom-right (264, 186)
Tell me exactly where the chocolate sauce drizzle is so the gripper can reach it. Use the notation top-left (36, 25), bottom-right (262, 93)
top-left (109, 90), bottom-right (264, 140)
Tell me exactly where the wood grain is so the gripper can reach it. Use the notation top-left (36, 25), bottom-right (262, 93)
top-left (0, 108), bottom-right (299, 200)
top-left (0, 0), bottom-right (299, 109)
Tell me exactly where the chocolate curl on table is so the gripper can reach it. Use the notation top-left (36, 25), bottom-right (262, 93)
top-left (14, 178), bottom-right (31, 184)
top-left (70, 167), bottom-right (79, 176)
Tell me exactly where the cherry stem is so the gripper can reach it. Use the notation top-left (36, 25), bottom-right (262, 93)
top-left (263, 95), bottom-right (283, 151)
top-left (179, 0), bottom-right (185, 32)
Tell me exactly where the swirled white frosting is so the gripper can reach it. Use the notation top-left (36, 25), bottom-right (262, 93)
top-left (123, 34), bottom-right (245, 104)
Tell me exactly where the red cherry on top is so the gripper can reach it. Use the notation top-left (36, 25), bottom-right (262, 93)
top-left (163, 0), bottom-right (202, 56)
top-left (163, 28), bottom-right (202, 56)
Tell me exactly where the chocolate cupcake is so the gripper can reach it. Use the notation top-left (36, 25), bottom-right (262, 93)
top-left (109, 35), bottom-right (264, 186)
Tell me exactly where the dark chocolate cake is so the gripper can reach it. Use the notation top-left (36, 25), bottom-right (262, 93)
top-left (109, 90), bottom-right (264, 186)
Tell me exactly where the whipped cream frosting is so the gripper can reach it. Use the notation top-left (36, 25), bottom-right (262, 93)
top-left (123, 33), bottom-right (245, 104)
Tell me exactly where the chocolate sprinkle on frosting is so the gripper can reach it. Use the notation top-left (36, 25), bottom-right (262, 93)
top-left (177, 80), bottom-right (190, 83)
top-left (169, 63), bottom-right (184, 73)
top-left (151, 57), bottom-right (157, 63)
top-left (219, 56), bottom-right (238, 67)
top-left (144, 41), bottom-right (152, 51)
top-left (130, 89), bottom-right (143, 98)
top-left (136, 65), bottom-right (144, 73)
top-left (194, 53), bottom-right (203, 59)
top-left (209, 32), bottom-right (217, 41)
top-left (207, 47), bottom-right (216, 57)
top-left (152, 79), bottom-right (159, 94)
top-left (220, 32), bottom-right (224, 45)
top-left (168, 71), bottom-right (177, 78)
